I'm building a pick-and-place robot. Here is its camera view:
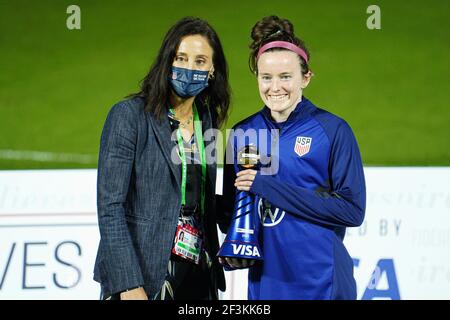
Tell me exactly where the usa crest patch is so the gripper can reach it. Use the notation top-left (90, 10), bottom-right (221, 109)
top-left (294, 136), bottom-right (312, 157)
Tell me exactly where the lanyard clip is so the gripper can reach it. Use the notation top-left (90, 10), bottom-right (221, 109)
top-left (180, 203), bottom-right (198, 216)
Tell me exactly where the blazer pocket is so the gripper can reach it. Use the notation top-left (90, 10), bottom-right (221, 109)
top-left (125, 214), bottom-right (151, 225)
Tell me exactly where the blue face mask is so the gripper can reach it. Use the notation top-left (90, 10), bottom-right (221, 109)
top-left (169, 66), bottom-right (210, 98)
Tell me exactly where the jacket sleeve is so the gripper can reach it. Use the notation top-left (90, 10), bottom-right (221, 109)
top-left (96, 102), bottom-right (144, 294)
top-left (250, 121), bottom-right (366, 228)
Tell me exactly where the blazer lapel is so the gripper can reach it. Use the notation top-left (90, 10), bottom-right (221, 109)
top-left (146, 112), bottom-right (182, 188)
top-left (199, 105), bottom-right (217, 188)
top-left (146, 105), bottom-right (216, 194)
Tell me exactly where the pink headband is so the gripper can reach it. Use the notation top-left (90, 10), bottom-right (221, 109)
top-left (257, 41), bottom-right (309, 63)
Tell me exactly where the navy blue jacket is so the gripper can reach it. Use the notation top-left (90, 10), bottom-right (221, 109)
top-left (221, 97), bottom-right (366, 299)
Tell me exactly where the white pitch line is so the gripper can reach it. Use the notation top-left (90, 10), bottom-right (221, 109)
top-left (0, 149), bottom-right (97, 164)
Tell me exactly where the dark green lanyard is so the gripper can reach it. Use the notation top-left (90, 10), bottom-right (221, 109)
top-left (171, 104), bottom-right (206, 216)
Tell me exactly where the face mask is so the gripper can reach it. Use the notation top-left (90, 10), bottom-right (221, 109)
top-left (169, 66), bottom-right (210, 98)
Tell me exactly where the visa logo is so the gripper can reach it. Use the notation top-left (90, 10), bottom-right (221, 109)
top-left (231, 244), bottom-right (261, 257)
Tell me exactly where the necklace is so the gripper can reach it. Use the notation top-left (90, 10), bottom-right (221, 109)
top-left (179, 114), bottom-right (193, 129)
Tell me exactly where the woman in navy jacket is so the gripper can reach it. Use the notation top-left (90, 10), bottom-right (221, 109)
top-left (220, 15), bottom-right (366, 300)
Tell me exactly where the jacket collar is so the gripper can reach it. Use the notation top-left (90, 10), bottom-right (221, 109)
top-left (147, 101), bottom-right (215, 190)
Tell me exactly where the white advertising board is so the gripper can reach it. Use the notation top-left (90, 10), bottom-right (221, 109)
top-left (1, 168), bottom-right (449, 299)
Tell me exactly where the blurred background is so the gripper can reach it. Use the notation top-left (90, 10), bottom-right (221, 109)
top-left (1, 0), bottom-right (449, 169)
top-left (0, 0), bottom-right (449, 300)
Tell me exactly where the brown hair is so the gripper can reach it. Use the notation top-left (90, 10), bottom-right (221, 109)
top-left (249, 15), bottom-right (310, 75)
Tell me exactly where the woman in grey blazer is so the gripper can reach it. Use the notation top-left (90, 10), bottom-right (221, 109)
top-left (93, 17), bottom-right (231, 300)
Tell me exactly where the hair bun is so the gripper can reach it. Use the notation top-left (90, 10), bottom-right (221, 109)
top-left (248, 15), bottom-right (310, 75)
top-left (250, 16), bottom-right (295, 50)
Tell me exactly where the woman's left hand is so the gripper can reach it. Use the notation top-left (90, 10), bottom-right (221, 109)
top-left (234, 169), bottom-right (257, 191)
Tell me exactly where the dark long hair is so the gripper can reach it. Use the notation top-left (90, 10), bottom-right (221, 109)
top-left (130, 17), bottom-right (230, 128)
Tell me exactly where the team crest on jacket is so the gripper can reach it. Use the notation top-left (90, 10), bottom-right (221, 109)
top-left (294, 136), bottom-right (312, 157)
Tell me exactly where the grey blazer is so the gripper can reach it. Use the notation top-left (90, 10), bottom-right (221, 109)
top-left (93, 96), bottom-right (226, 298)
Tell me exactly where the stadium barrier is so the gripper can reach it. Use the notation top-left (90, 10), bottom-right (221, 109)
top-left (0, 168), bottom-right (449, 299)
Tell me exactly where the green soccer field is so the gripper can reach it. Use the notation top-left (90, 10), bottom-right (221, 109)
top-left (0, 0), bottom-right (449, 169)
